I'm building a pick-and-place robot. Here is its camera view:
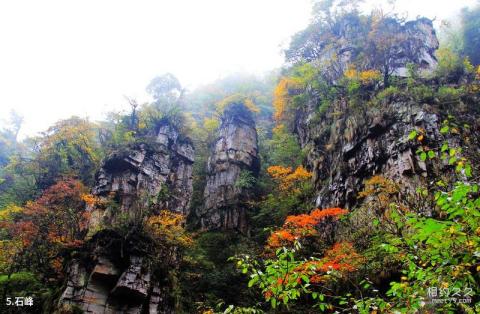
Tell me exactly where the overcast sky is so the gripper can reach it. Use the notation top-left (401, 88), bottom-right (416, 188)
top-left (0, 0), bottom-right (477, 138)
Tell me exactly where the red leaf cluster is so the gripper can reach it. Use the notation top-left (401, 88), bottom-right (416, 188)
top-left (267, 208), bottom-right (348, 249)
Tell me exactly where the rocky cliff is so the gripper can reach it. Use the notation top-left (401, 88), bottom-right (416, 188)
top-left (58, 120), bottom-right (194, 314)
top-left (295, 87), bottom-right (480, 211)
top-left (199, 103), bottom-right (260, 231)
top-left (310, 17), bottom-right (439, 83)
top-left (92, 121), bottom-right (194, 217)
top-left (289, 17), bottom-right (473, 210)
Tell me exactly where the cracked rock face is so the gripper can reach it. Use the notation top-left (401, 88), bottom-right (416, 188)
top-left (89, 122), bottom-right (194, 231)
top-left (58, 120), bottom-right (192, 314)
top-left (199, 103), bottom-right (260, 231)
top-left (295, 94), bottom-right (480, 211)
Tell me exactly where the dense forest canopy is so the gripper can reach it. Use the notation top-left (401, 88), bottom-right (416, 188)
top-left (1, 0), bottom-right (480, 313)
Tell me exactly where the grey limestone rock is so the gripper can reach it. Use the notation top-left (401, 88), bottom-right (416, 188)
top-left (199, 103), bottom-right (260, 231)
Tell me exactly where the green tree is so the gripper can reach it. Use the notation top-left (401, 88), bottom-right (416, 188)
top-left (146, 73), bottom-right (183, 104)
top-left (33, 117), bottom-right (101, 188)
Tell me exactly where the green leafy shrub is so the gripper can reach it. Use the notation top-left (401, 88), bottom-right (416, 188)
top-left (235, 171), bottom-right (257, 189)
top-left (411, 85), bottom-right (435, 102)
top-left (317, 99), bottom-right (330, 115)
top-left (436, 86), bottom-right (465, 103)
top-left (352, 130), bottom-right (480, 313)
top-left (435, 48), bottom-right (466, 82)
top-left (371, 86), bottom-right (400, 106)
top-left (0, 272), bottom-right (49, 313)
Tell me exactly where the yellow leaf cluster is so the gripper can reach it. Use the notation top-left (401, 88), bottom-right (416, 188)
top-left (273, 77), bottom-right (302, 122)
top-left (0, 240), bottom-right (22, 270)
top-left (359, 70), bottom-right (381, 84)
top-left (145, 210), bottom-right (192, 247)
top-left (344, 67), bottom-right (358, 80)
top-left (203, 117), bottom-right (220, 133)
top-left (267, 165), bottom-right (312, 191)
top-left (0, 204), bottom-right (23, 221)
top-left (344, 66), bottom-right (381, 85)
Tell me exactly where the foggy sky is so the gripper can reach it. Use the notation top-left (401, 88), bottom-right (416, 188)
top-left (0, 0), bottom-right (476, 138)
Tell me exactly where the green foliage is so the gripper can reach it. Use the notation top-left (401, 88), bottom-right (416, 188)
top-left (0, 116), bottom-right (101, 209)
top-left (0, 154), bottom-right (38, 209)
top-left (346, 79), bottom-right (361, 97)
top-left (0, 272), bottom-right (42, 293)
top-left (233, 243), bottom-right (311, 309)
top-left (0, 272), bottom-right (50, 313)
top-left (352, 129), bottom-right (480, 313)
top-left (285, 1), bottom-right (363, 64)
top-left (34, 116), bottom-right (102, 188)
top-left (235, 171), bottom-right (257, 189)
top-left (253, 184), bottom-right (313, 234)
top-left (233, 239), bottom-right (363, 312)
top-left (435, 47), bottom-right (467, 82)
top-left (216, 94), bottom-right (259, 115)
top-left (289, 63), bottom-right (319, 87)
top-left (411, 85), bottom-right (434, 102)
top-left (178, 232), bottom-right (258, 312)
top-left (185, 72), bottom-right (276, 121)
top-left (436, 86), bottom-right (465, 103)
top-left (138, 102), bottom-right (186, 135)
top-left (262, 125), bottom-right (303, 168)
top-left (372, 86), bottom-right (400, 104)
top-left (253, 166), bottom-right (313, 242)
top-left (357, 180), bottom-right (480, 312)
top-left (317, 99), bottom-right (330, 115)
top-left (99, 110), bottom-right (136, 150)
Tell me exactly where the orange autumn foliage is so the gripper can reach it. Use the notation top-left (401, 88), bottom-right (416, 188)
top-left (267, 229), bottom-right (297, 248)
top-left (145, 210), bottom-right (192, 248)
top-left (81, 193), bottom-right (99, 207)
top-left (267, 208), bottom-right (348, 249)
top-left (9, 220), bottom-right (39, 247)
top-left (267, 165), bottom-right (312, 192)
top-left (0, 178), bottom-right (91, 278)
top-left (3, 178), bottom-right (90, 252)
top-left (273, 77), bottom-right (302, 122)
top-left (321, 242), bottom-right (364, 272)
top-left (24, 178), bottom-right (89, 246)
top-left (344, 66), bottom-right (381, 85)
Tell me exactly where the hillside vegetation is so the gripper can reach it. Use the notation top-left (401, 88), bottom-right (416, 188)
top-left (0, 1), bottom-right (480, 313)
